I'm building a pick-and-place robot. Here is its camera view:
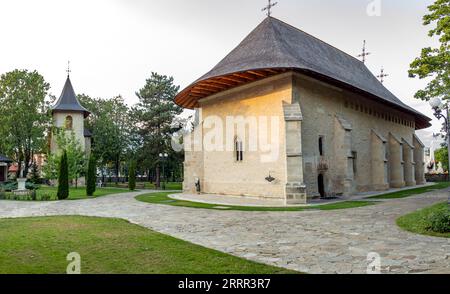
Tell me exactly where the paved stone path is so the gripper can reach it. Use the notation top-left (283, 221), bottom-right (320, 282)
top-left (0, 190), bottom-right (449, 274)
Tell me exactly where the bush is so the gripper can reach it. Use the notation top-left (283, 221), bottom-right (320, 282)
top-left (129, 160), bottom-right (136, 191)
top-left (0, 181), bottom-right (16, 191)
top-left (40, 193), bottom-right (52, 201)
top-left (86, 155), bottom-right (96, 197)
top-left (29, 162), bottom-right (42, 184)
top-left (57, 150), bottom-right (69, 200)
top-left (30, 190), bottom-right (37, 201)
top-left (427, 210), bottom-right (450, 233)
top-left (26, 181), bottom-right (40, 191)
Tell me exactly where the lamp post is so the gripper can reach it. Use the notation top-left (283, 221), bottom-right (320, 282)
top-left (429, 97), bottom-right (450, 205)
top-left (159, 153), bottom-right (168, 190)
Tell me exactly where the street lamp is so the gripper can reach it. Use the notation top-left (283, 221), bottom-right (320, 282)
top-left (159, 153), bottom-right (168, 190)
top-left (429, 97), bottom-right (449, 151)
top-left (429, 97), bottom-right (450, 205)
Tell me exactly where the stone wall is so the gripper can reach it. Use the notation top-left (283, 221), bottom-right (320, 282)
top-left (425, 174), bottom-right (449, 182)
top-left (183, 74), bottom-right (294, 201)
top-left (182, 71), bottom-right (426, 202)
top-left (293, 73), bottom-right (421, 197)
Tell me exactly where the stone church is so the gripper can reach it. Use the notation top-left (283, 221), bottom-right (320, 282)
top-left (175, 17), bottom-right (431, 204)
top-left (50, 74), bottom-right (92, 155)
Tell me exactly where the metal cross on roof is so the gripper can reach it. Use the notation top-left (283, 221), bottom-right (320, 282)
top-left (66, 61), bottom-right (71, 77)
top-left (262, 0), bottom-right (278, 17)
top-left (357, 40), bottom-right (371, 64)
top-left (377, 67), bottom-right (389, 84)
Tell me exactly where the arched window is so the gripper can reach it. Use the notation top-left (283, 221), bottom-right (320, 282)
top-left (235, 138), bottom-right (243, 162)
top-left (65, 116), bottom-right (73, 130)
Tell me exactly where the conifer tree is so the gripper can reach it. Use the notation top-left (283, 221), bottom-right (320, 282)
top-left (86, 155), bottom-right (96, 197)
top-left (129, 160), bottom-right (136, 191)
top-left (57, 150), bottom-right (69, 200)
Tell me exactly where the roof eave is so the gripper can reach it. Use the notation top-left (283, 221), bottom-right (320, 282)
top-left (52, 108), bottom-right (91, 118)
top-left (175, 67), bottom-right (431, 130)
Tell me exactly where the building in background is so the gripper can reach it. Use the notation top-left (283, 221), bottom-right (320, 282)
top-left (0, 155), bottom-right (12, 183)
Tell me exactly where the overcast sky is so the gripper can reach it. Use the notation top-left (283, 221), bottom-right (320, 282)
top-left (0, 0), bottom-right (442, 145)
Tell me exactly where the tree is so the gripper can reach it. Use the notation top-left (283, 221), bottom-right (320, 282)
top-left (131, 72), bottom-right (183, 188)
top-left (435, 147), bottom-right (449, 172)
top-left (129, 160), bottom-right (136, 191)
top-left (0, 69), bottom-right (51, 177)
top-left (57, 150), bottom-right (69, 200)
top-left (43, 129), bottom-right (86, 186)
top-left (78, 95), bottom-right (132, 184)
top-left (409, 0), bottom-right (450, 102)
top-left (29, 162), bottom-right (41, 184)
top-left (86, 155), bottom-right (96, 196)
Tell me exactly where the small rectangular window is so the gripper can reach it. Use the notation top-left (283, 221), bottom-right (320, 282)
top-left (319, 137), bottom-right (324, 156)
top-left (235, 141), bottom-right (243, 162)
top-left (352, 151), bottom-right (357, 174)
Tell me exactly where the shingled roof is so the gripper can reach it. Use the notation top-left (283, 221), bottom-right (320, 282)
top-left (0, 155), bottom-right (12, 163)
top-left (175, 17), bottom-right (431, 130)
top-left (52, 76), bottom-right (90, 118)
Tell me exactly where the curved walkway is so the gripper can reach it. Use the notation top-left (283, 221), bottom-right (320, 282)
top-left (0, 189), bottom-right (449, 274)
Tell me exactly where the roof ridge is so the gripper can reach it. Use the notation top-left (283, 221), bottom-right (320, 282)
top-left (268, 17), bottom-right (364, 64)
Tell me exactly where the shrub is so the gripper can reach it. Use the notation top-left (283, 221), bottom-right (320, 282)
top-left (427, 210), bottom-right (450, 233)
top-left (129, 160), bottom-right (136, 191)
top-left (29, 162), bottom-right (42, 184)
top-left (1, 181), bottom-right (17, 192)
top-left (40, 193), bottom-right (52, 201)
top-left (30, 190), bottom-right (37, 201)
top-left (86, 155), bottom-right (96, 197)
top-left (26, 182), bottom-right (40, 191)
top-left (57, 150), bottom-right (69, 200)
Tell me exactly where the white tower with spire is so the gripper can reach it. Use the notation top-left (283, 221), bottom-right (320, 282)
top-left (50, 74), bottom-right (91, 155)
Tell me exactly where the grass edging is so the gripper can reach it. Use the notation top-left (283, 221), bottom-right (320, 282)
top-left (368, 182), bottom-right (450, 200)
top-left (0, 186), bottom-right (130, 201)
top-left (135, 192), bottom-right (375, 212)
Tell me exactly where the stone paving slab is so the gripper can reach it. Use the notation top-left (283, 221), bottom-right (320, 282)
top-left (0, 189), bottom-right (449, 274)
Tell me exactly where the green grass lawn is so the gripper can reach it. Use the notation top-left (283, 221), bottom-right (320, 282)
top-left (368, 182), bottom-right (450, 200)
top-left (135, 192), bottom-right (375, 212)
top-left (397, 202), bottom-right (450, 238)
top-left (0, 216), bottom-right (297, 274)
top-left (104, 182), bottom-right (182, 191)
top-left (40, 186), bottom-right (130, 200)
top-left (3, 186), bottom-right (130, 201)
top-left (143, 182), bottom-right (182, 190)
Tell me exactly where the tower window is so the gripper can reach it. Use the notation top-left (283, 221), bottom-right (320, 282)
top-left (65, 116), bottom-right (73, 130)
top-left (319, 136), bottom-right (324, 156)
top-left (235, 139), bottom-right (243, 162)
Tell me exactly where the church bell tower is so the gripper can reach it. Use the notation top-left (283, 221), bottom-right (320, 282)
top-left (50, 72), bottom-right (91, 155)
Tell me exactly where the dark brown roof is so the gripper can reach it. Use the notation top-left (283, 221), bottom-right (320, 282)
top-left (175, 17), bottom-right (431, 130)
top-left (52, 76), bottom-right (90, 118)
